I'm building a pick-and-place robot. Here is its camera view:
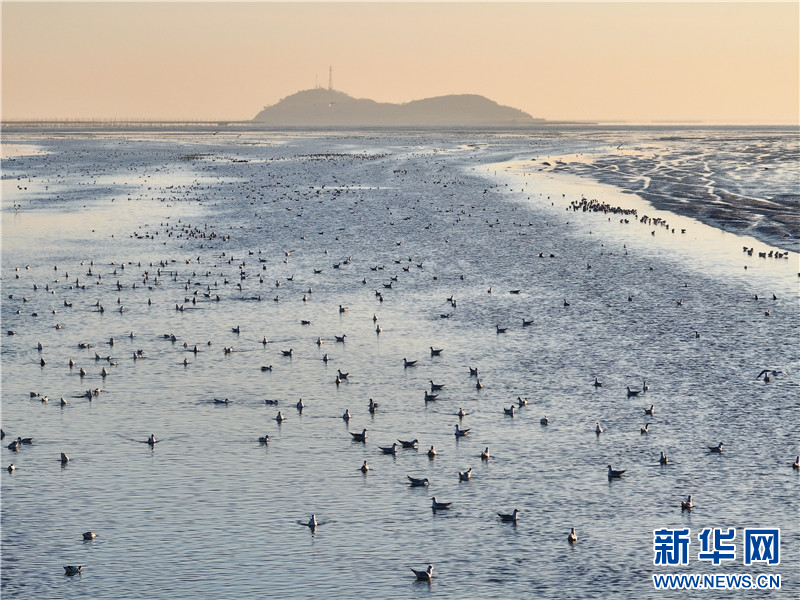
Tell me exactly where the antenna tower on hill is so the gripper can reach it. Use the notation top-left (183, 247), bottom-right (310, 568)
top-left (328, 66), bottom-right (333, 91)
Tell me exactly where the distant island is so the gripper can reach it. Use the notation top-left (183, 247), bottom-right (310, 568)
top-left (252, 88), bottom-right (545, 127)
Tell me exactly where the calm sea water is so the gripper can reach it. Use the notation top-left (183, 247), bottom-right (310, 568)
top-left (2, 127), bottom-right (798, 599)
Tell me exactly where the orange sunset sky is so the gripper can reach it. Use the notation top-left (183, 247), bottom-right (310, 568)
top-left (2, 2), bottom-right (798, 124)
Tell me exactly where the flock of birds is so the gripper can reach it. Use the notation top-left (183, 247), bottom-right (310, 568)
top-left (2, 134), bottom-right (796, 585)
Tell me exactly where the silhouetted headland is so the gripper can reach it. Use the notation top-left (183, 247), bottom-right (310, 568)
top-left (252, 88), bottom-right (544, 127)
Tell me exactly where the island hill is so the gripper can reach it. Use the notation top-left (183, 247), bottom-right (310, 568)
top-left (252, 88), bottom-right (543, 127)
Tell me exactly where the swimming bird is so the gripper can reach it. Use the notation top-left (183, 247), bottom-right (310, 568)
top-left (429, 380), bottom-right (445, 391)
top-left (681, 495), bottom-right (693, 510)
top-left (517, 397), bottom-right (528, 407)
top-left (593, 377), bottom-right (603, 388)
top-left (642, 380), bottom-right (649, 392)
top-left (360, 461), bottom-right (370, 473)
top-left (296, 399), bottom-right (304, 412)
top-left (504, 405), bottom-right (516, 417)
top-left (756, 369), bottom-right (786, 381)
top-left (459, 468), bottom-right (472, 481)
top-left (659, 451), bottom-right (669, 465)
top-left (497, 508), bottom-right (519, 523)
top-left (457, 407), bottom-right (467, 418)
top-left (7, 464), bottom-right (15, 473)
top-left (60, 452), bottom-right (70, 464)
top-left (7, 439), bottom-right (21, 451)
top-left (607, 464), bottom-right (625, 478)
top-left (403, 358), bottom-right (417, 368)
top-left (641, 423), bottom-right (650, 434)
top-left (411, 564), bottom-right (434, 582)
top-left (469, 366), bottom-right (479, 377)
top-left (475, 379), bottom-right (483, 390)
top-left (258, 434), bottom-right (270, 444)
top-left (147, 434), bottom-right (157, 445)
top-left (307, 514), bottom-right (317, 530)
top-left (64, 565), bottom-right (82, 576)
top-left (380, 443), bottom-right (399, 455)
top-left (83, 531), bottom-right (96, 540)
top-left (566, 527), bottom-right (578, 544)
top-left (260, 365), bottom-right (272, 372)
top-left (430, 347), bottom-right (443, 356)
top-left (595, 422), bottom-right (603, 435)
top-left (368, 398), bottom-right (378, 413)
top-left (342, 409), bottom-right (351, 422)
top-left (540, 416), bottom-right (549, 425)
top-left (337, 370), bottom-right (349, 380)
top-left (480, 447), bottom-right (490, 460)
top-left (496, 325), bottom-right (508, 334)
top-left (424, 391), bottom-right (439, 402)
top-left (793, 456), bottom-right (800, 469)
top-left (626, 386), bottom-right (641, 397)
top-left (281, 349), bottom-right (293, 357)
top-left (431, 497), bottom-right (452, 510)
top-left (350, 428), bottom-right (367, 443)
top-left (275, 411), bottom-right (284, 423)
top-left (398, 439), bottom-right (419, 449)
top-left (407, 475), bottom-right (429, 487)
top-left (427, 446), bottom-right (437, 458)
top-left (644, 404), bottom-right (655, 415)
top-left (454, 424), bottom-right (470, 437)
top-left (708, 442), bottom-right (724, 453)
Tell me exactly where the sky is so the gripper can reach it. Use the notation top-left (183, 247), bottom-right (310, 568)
top-left (1, 2), bottom-right (798, 124)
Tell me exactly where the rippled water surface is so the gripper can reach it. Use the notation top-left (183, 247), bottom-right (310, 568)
top-left (2, 128), bottom-right (798, 599)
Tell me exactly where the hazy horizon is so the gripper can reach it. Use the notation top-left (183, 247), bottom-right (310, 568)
top-left (2, 2), bottom-right (798, 125)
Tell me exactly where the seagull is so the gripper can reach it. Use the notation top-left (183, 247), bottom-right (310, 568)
top-left (296, 399), bottom-right (304, 412)
top-left (147, 434), bottom-right (157, 445)
top-left (411, 564), bottom-right (434, 582)
top-left (540, 416), bottom-right (549, 425)
top-left (398, 439), bottom-right (419, 449)
top-left (659, 451), bottom-right (669, 465)
top-left (595, 422), bottom-right (603, 434)
top-left (403, 358), bottom-right (417, 368)
top-left (504, 405), bottom-right (516, 417)
top-left (275, 411), bottom-right (284, 423)
top-left (517, 397), bottom-right (528, 407)
top-left (568, 527), bottom-right (578, 543)
top-left (607, 464), bottom-right (626, 478)
top-left (708, 442), bottom-right (724, 453)
top-left (756, 369), bottom-right (786, 381)
top-left (258, 434), bottom-right (270, 444)
top-left (627, 386), bottom-right (641, 397)
top-left (457, 407), bottom-right (467, 418)
top-left (793, 456), bottom-right (800, 470)
top-left (644, 404), bottom-right (655, 415)
top-left (429, 380), bottom-right (445, 391)
top-left (350, 428), bottom-right (367, 443)
top-left (480, 447), bottom-right (490, 460)
top-left (407, 475), bottom-right (430, 487)
top-left (7, 439), bottom-right (21, 451)
top-left (454, 424), bottom-right (470, 437)
top-left (281, 349), bottom-right (293, 357)
top-left (459, 468), bottom-right (472, 481)
top-left (83, 531), bottom-right (97, 540)
top-left (469, 366), bottom-right (479, 377)
top-left (497, 508), bottom-right (519, 523)
top-left (306, 514), bottom-right (317, 530)
top-left (427, 446), bottom-right (437, 458)
top-left (7, 464), bottom-right (15, 473)
top-left (430, 347), bottom-right (443, 356)
top-left (431, 497), bottom-right (452, 510)
top-left (360, 461), bottom-right (370, 473)
top-left (496, 325), bottom-right (508, 334)
top-left (641, 423), bottom-right (650, 434)
top-left (61, 452), bottom-right (70, 464)
top-left (64, 565), bottom-right (82, 576)
top-left (380, 443), bottom-right (399, 455)
top-left (342, 409), bottom-right (351, 422)
top-left (681, 495), bottom-right (694, 510)
top-left (368, 398), bottom-right (378, 413)
top-left (642, 380), bottom-right (650, 392)
top-left (593, 377), bottom-right (603, 388)
top-left (475, 379), bottom-right (483, 390)
top-left (424, 391), bottom-right (439, 402)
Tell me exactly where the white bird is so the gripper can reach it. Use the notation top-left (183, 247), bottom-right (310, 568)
top-left (504, 405), bottom-right (516, 417)
top-left (360, 461), bottom-right (369, 473)
top-left (147, 434), bottom-right (157, 445)
top-left (793, 456), bottom-right (800, 470)
top-left (459, 468), bottom-right (472, 481)
top-left (497, 508), bottom-right (519, 523)
top-left (307, 514), bottom-right (317, 530)
top-left (568, 527), bottom-right (578, 543)
top-left (641, 423), bottom-right (650, 434)
top-left (644, 404), bottom-right (655, 415)
top-left (407, 475), bottom-right (429, 487)
top-left (275, 411), bottom-right (284, 423)
top-left (454, 424), bottom-right (470, 437)
top-left (350, 428), bottom-right (367, 443)
top-left (380, 443), bottom-right (399, 455)
top-left (403, 358), bottom-right (417, 368)
top-left (708, 442), bottom-right (724, 453)
top-left (480, 447), bottom-right (490, 460)
top-left (427, 446), bottom-right (437, 458)
top-left (60, 452), bottom-right (70, 464)
top-left (607, 464), bottom-right (625, 478)
top-left (431, 497), bottom-right (452, 510)
top-left (398, 439), bottom-right (419, 449)
top-left (681, 495), bottom-right (693, 510)
top-left (411, 564), bottom-right (434, 581)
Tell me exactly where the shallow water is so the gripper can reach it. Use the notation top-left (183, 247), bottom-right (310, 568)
top-left (1, 128), bottom-right (798, 599)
